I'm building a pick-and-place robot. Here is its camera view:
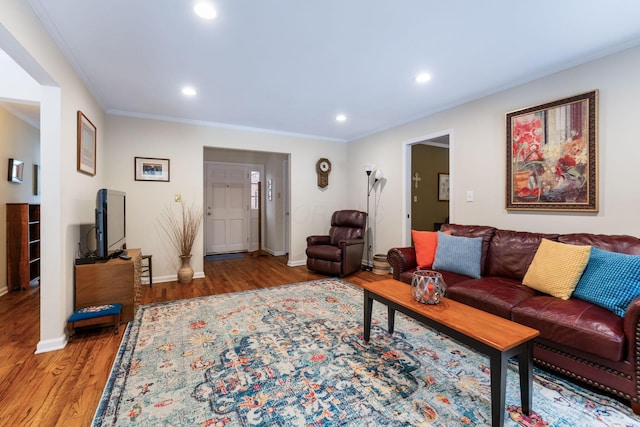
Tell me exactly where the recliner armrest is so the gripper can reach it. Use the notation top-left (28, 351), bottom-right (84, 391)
top-left (338, 238), bottom-right (365, 247)
top-left (387, 247), bottom-right (417, 281)
top-left (307, 235), bottom-right (331, 246)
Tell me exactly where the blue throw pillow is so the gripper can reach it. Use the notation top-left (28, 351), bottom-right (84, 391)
top-left (573, 247), bottom-right (640, 317)
top-left (432, 232), bottom-right (482, 278)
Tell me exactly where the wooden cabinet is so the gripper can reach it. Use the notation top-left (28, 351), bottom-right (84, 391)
top-left (6, 203), bottom-right (40, 291)
top-left (74, 249), bottom-right (141, 322)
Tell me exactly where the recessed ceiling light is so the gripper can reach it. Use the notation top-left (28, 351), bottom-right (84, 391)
top-left (181, 86), bottom-right (197, 96)
top-left (194, 2), bottom-right (217, 20)
top-left (415, 73), bottom-right (432, 84)
top-left (336, 114), bottom-right (347, 122)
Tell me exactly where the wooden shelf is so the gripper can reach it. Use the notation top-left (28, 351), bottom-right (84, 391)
top-left (6, 203), bottom-right (40, 290)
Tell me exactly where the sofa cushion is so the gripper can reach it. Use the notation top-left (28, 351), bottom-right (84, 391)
top-left (522, 239), bottom-right (591, 300)
top-left (412, 230), bottom-right (450, 269)
top-left (512, 295), bottom-right (624, 361)
top-left (432, 232), bottom-right (482, 278)
top-left (485, 229), bottom-right (559, 280)
top-left (440, 224), bottom-right (496, 276)
top-left (573, 247), bottom-right (640, 317)
top-left (446, 276), bottom-right (537, 319)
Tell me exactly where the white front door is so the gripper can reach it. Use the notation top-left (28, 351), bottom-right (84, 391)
top-left (205, 163), bottom-right (249, 254)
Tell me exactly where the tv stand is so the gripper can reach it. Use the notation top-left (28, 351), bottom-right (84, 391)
top-left (74, 248), bottom-right (141, 322)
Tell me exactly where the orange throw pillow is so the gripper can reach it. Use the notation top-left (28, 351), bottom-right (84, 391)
top-left (412, 230), bottom-right (450, 269)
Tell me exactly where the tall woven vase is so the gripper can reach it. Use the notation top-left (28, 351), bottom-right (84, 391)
top-left (177, 255), bottom-right (194, 284)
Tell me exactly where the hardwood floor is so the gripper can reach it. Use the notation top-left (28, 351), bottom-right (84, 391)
top-left (0, 255), bottom-right (386, 426)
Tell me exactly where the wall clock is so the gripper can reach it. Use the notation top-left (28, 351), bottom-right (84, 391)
top-left (316, 158), bottom-right (332, 188)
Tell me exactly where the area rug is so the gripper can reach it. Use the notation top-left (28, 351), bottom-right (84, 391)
top-left (93, 279), bottom-right (640, 426)
top-left (205, 253), bottom-right (245, 261)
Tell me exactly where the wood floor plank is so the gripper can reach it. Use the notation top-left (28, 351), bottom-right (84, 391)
top-left (0, 255), bottom-right (387, 426)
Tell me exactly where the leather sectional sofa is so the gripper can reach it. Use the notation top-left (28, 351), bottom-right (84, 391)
top-left (387, 223), bottom-right (640, 413)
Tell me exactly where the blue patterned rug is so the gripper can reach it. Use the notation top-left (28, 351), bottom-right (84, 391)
top-left (93, 279), bottom-right (640, 426)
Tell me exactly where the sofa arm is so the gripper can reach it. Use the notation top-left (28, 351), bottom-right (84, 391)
top-left (387, 247), bottom-right (417, 281)
top-left (623, 295), bottom-right (640, 362)
top-left (307, 235), bottom-right (330, 246)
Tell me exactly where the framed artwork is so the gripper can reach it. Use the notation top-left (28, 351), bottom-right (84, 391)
top-left (7, 158), bottom-right (24, 183)
top-left (33, 164), bottom-right (40, 195)
top-left (506, 90), bottom-right (598, 212)
top-left (438, 173), bottom-right (449, 201)
top-left (77, 111), bottom-right (97, 176)
top-left (135, 157), bottom-right (170, 182)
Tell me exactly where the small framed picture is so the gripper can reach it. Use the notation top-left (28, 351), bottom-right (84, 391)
top-left (438, 173), bottom-right (450, 201)
top-left (135, 157), bottom-right (170, 182)
top-left (7, 158), bottom-right (24, 183)
top-left (77, 111), bottom-right (97, 176)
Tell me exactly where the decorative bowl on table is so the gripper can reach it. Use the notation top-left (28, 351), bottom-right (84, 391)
top-left (411, 270), bottom-right (446, 304)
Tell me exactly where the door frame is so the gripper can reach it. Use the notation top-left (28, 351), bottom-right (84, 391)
top-left (402, 129), bottom-right (453, 246)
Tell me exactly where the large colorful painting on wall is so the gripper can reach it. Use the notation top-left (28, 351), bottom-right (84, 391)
top-left (506, 90), bottom-right (598, 212)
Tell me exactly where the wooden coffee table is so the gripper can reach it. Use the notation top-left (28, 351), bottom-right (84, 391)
top-left (361, 279), bottom-right (539, 427)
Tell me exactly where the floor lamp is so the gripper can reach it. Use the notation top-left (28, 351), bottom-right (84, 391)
top-left (363, 166), bottom-right (383, 271)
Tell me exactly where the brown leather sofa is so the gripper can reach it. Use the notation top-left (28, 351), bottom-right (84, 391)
top-left (306, 210), bottom-right (366, 277)
top-left (388, 223), bottom-right (640, 414)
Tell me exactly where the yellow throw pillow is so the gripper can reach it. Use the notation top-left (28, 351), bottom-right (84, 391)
top-left (522, 239), bottom-right (591, 300)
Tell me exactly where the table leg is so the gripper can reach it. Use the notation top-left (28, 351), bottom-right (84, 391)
top-left (490, 352), bottom-right (507, 427)
top-left (388, 306), bottom-right (395, 334)
top-left (363, 290), bottom-right (373, 342)
top-left (518, 341), bottom-right (534, 415)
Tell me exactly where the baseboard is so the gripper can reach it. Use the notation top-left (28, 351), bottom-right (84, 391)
top-left (149, 271), bottom-right (205, 284)
top-left (36, 335), bottom-right (67, 354)
top-left (288, 259), bottom-right (307, 267)
top-left (0, 286), bottom-right (7, 298)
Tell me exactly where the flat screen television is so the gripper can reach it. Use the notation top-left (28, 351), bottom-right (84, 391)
top-left (95, 189), bottom-right (126, 259)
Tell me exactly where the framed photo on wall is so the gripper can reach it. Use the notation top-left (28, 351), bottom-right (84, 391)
top-left (77, 111), bottom-right (97, 176)
top-left (135, 157), bottom-right (170, 182)
top-left (438, 173), bottom-right (449, 201)
top-left (506, 90), bottom-right (598, 212)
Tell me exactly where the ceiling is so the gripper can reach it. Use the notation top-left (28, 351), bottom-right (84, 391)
top-left (19, 1), bottom-right (640, 142)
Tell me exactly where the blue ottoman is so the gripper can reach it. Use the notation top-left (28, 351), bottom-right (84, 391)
top-left (67, 303), bottom-right (122, 340)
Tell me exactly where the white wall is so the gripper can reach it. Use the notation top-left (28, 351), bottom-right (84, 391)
top-left (0, 0), bottom-right (106, 352)
top-left (347, 44), bottom-right (640, 254)
top-left (0, 106), bottom-right (41, 295)
top-left (105, 115), bottom-right (348, 278)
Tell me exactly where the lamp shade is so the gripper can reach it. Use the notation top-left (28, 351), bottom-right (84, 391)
top-left (374, 169), bottom-right (384, 180)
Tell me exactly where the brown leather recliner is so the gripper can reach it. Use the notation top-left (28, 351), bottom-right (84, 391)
top-left (306, 210), bottom-right (367, 277)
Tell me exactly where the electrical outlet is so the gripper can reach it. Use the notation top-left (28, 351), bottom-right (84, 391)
top-left (175, 194), bottom-right (182, 202)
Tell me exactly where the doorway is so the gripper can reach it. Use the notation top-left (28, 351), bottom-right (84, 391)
top-left (411, 143), bottom-right (449, 232)
top-left (204, 162), bottom-right (251, 254)
top-left (402, 131), bottom-right (451, 245)
top-left (203, 148), bottom-right (290, 258)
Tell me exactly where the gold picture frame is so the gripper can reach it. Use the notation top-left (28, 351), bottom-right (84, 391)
top-left (506, 90), bottom-right (598, 212)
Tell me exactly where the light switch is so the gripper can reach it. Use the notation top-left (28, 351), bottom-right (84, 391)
top-left (466, 191), bottom-right (474, 202)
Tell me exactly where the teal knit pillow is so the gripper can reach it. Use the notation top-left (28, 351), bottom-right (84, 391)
top-left (573, 247), bottom-right (640, 317)
top-left (432, 232), bottom-right (482, 278)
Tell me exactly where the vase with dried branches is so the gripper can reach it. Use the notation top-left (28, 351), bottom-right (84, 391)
top-left (159, 201), bottom-right (203, 284)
